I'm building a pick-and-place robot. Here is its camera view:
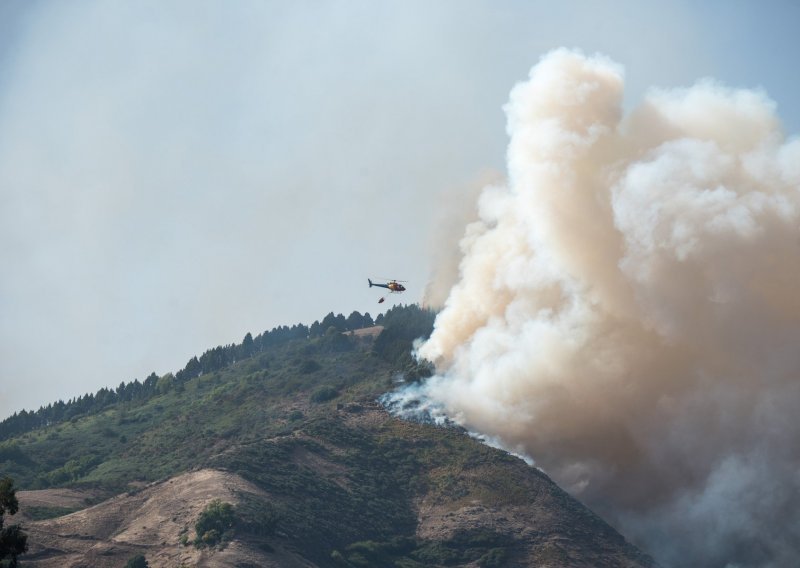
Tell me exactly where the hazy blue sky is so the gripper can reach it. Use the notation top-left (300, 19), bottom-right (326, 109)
top-left (1, 0), bottom-right (799, 419)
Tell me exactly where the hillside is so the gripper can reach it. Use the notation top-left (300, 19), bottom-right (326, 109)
top-left (0, 305), bottom-right (656, 567)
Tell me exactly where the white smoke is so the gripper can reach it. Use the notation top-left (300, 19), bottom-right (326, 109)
top-left (404, 49), bottom-right (800, 567)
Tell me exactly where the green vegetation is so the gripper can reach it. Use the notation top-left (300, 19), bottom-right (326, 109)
top-left (0, 477), bottom-right (27, 567)
top-left (0, 309), bottom-right (386, 442)
top-left (124, 554), bottom-right (149, 568)
top-left (330, 530), bottom-right (512, 567)
top-left (0, 307), bottom-right (415, 492)
top-left (22, 505), bottom-right (81, 521)
top-left (373, 305), bottom-right (435, 368)
top-left (310, 385), bottom-right (338, 403)
top-left (194, 499), bottom-right (235, 547)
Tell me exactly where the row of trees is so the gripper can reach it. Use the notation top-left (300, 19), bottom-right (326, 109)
top-left (0, 310), bottom-right (384, 441)
top-left (173, 311), bottom-right (380, 382)
top-left (0, 373), bottom-right (163, 441)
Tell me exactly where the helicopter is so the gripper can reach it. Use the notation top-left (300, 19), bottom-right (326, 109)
top-left (368, 278), bottom-right (406, 303)
top-left (368, 278), bottom-right (406, 292)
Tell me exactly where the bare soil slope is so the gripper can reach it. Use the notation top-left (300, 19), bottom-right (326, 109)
top-left (20, 469), bottom-right (308, 568)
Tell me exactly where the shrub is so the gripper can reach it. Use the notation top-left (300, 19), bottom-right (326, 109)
top-left (124, 555), bottom-right (149, 568)
top-left (480, 548), bottom-right (508, 567)
top-left (194, 499), bottom-right (235, 547)
top-left (310, 386), bottom-right (338, 404)
top-left (235, 500), bottom-right (280, 538)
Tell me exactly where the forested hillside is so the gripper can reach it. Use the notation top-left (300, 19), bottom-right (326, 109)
top-left (0, 308), bottom-right (410, 443)
top-left (0, 305), bottom-right (433, 490)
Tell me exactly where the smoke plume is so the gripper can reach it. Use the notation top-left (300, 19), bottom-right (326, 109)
top-left (423, 169), bottom-right (503, 309)
top-left (409, 49), bottom-right (800, 567)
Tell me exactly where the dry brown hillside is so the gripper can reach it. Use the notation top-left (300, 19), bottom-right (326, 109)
top-left (20, 469), bottom-right (310, 568)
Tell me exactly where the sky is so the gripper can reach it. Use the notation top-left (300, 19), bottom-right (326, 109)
top-left (1, 0), bottom-right (799, 421)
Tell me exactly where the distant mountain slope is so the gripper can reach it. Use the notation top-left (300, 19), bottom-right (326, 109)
top-left (1, 305), bottom-right (656, 566)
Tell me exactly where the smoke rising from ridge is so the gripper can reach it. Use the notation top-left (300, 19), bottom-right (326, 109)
top-left (408, 49), bottom-right (800, 566)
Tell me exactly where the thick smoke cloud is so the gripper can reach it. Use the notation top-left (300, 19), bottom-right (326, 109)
top-left (408, 49), bottom-right (800, 567)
